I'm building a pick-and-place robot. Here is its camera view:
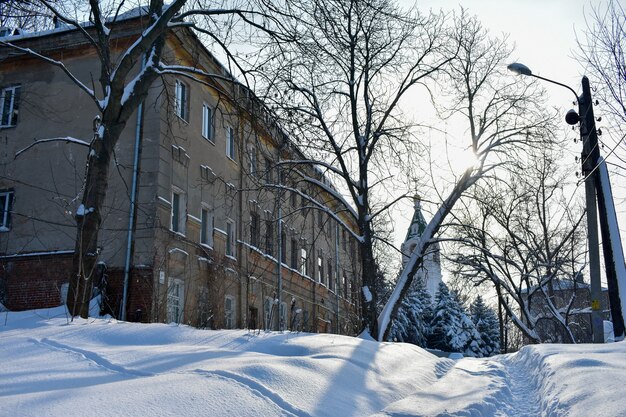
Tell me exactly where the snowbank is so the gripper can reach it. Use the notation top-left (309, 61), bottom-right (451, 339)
top-left (1, 305), bottom-right (626, 416)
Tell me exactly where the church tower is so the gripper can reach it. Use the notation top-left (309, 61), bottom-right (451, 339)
top-left (400, 196), bottom-right (442, 298)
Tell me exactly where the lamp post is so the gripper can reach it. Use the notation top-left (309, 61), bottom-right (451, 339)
top-left (507, 62), bottom-right (605, 343)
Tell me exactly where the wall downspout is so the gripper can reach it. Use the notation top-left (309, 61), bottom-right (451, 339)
top-left (120, 100), bottom-right (144, 321)
top-left (335, 222), bottom-right (340, 334)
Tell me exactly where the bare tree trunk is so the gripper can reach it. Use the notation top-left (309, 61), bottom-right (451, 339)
top-left (359, 220), bottom-right (378, 336)
top-left (67, 122), bottom-right (124, 318)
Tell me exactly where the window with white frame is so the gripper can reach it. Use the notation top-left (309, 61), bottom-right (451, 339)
top-left (264, 157), bottom-right (273, 184)
top-left (280, 228), bottom-right (286, 264)
top-left (265, 219), bottom-right (274, 256)
top-left (202, 103), bottom-right (213, 141)
top-left (290, 238), bottom-right (298, 269)
top-left (300, 246), bottom-right (308, 276)
top-left (226, 219), bottom-right (236, 257)
top-left (224, 295), bottom-right (235, 329)
top-left (167, 278), bottom-right (185, 324)
top-left (250, 212), bottom-right (260, 248)
top-left (0, 190), bottom-right (14, 231)
top-left (317, 251), bottom-right (323, 284)
top-left (264, 297), bottom-right (273, 330)
top-left (327, 259), bottom-right (333, 290)
top-left (175, 80), bottom-right (188, 121)
top-left (248, 145), bottom-right (258, 177)
top-left (226, 126), bottom-right (236, 160)
top-left (0, 86), bottom-right (20, 128)
top-left (170, 190), bottom-right (186, 234)
top-left (200, 206), bottom-right (213, 247)
top-left (279, 301), bottom-right (287, 331)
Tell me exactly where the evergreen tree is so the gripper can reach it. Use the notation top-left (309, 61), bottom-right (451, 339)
top-left (429, 282), bottom-right (479, 354)
top-left (387, 278), bottom-right (432, 347)
top-left (470, 295), bottom-right (501, 357)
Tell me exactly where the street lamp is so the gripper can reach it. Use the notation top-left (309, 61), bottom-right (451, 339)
top-left (507, 62), bottom-right (606, 343)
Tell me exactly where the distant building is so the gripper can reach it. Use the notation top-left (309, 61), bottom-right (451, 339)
top-left (0, 13), bottom-right (361, 334)
top-left (521, 277), bottom-right (610, 343)
top-left (400, 196), bottom-right (442, 298)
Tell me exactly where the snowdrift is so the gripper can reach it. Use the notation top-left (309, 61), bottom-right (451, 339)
top-left (1, 305), bottom-right (625, 416)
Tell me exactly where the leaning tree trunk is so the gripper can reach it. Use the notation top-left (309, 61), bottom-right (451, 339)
top-left (377, 168), bottom-right (477, 341)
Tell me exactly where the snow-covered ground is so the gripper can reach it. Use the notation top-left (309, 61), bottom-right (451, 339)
top-left (2, 305), bottom-right (626, 417)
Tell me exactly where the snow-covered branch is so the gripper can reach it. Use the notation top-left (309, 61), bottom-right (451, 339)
top-left (15, 137), bottom-right (90, 159)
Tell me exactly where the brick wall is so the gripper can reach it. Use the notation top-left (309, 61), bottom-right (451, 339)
top-left (0, 253), bottom-right (73, 310)
top-left (0, 253), bottom-right (153, 320)
top-left (105, 267), bottom-right (154, 322)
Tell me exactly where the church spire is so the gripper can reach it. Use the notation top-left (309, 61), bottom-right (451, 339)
top-left (405, 194), bottom-right (427, 242)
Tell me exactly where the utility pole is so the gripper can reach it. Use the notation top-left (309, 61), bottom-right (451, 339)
top-left (579, 76), bottom-right (604, 343)
top-left (508, 63), bottom-right (626, 343)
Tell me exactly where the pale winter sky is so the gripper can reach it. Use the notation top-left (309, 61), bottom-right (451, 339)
top-left (391, 0), bottom-right (625, 270)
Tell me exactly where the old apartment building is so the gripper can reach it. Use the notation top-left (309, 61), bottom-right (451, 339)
top-left (0, 13), bottom-right (362, 334)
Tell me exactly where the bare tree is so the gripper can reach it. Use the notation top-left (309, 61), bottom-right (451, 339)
top-left (377, 11), bottom-right (554, 341)
top-left (251, 0), bottom-right (454, 336)
top-left (447, 145), bottom-right (588, 344)
top-left (576, 0), bottom-right (626, 174)
top-left (0, 1), bottom-right (55, 33)
top-left (1, 0), bottom-right (283, 318)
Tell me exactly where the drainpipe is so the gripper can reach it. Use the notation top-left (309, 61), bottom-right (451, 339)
top-left (335, 222), bottom-right (340, 334)
top-left (276, 150), bottom-right (283, 331)
top-left (120, 99), bottom-right (144, 321)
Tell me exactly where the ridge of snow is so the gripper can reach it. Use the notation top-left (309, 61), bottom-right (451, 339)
top-left (1, 306), bottom-right (625, 416)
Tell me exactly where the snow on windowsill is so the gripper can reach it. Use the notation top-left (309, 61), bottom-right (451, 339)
top-left (187, 214), bottom-right (201, 223)
top-left (157, 196), bottom-right (171, 206)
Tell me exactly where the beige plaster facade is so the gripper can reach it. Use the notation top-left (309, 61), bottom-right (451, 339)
top-left (0, 16), bottom-right (362, 334)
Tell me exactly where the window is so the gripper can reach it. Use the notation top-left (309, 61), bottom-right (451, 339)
top-left (226, 220), bottom-right (236, 257)
top-left (290, 188), bottom-right (297, 207)
top-left (264, 157), bottom-right (273, 184)
top-left (264, 297), bottom-right (273, 330)
top-left (326, 215), bottom-right (332, 236)
top-left (225, 296), bottom-right (235, 329)
top-left (171, 190), bottom-right (185, 234)
top-left (350, 239), bottom-right (355, 260)
top-left (279, 301), bottom-right (287, 331)
top-left (317, 252), bottom-right (324, 284)
top-left (200, 207), bottom-right (213, 247)
top-left (290, 238), bottom-right (298, 269)
top-left (167, 278), bottom-right (185, 324)
top-left (300, 246), bottom-right (308, 276)
top-left (327, 259), bottom-right (333, 290)
top-left (0, 190), bottom-right (14, 231)
top-left (343, 271), bottom-right (348, 298)
top-left (250, 212), bottom-right (260, 248)
top-left (265, 219), bottom-right (274, 256)
top-left (301, 188), bottom-right (307, 208)
top-left (280, 229), bottom-right (287, 264)
top-left (175, 80), bottom-right (188, 121)
top-left (248, 146), bottom-right (258, 177)
top-left (226, 126), bottom-right (236, 160)
top-left (202, 103), bottom-right (213, 141)
top-left (0, 85), bottom-right (20, 127)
